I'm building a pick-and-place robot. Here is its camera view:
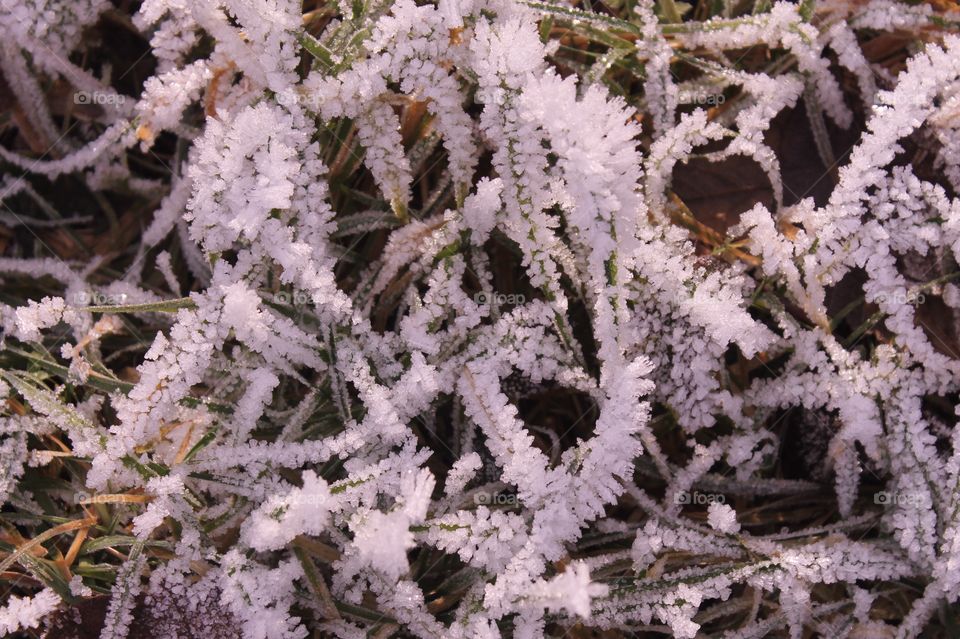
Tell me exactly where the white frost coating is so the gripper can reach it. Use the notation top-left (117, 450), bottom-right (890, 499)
top-left (242, 471), bottom-right (334, 551)
top-left (1, 1), bottom-right (959, 638)
top-left (0, 589), bottom-right (61, 635)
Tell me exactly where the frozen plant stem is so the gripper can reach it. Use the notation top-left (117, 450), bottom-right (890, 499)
top-left (0, 0), bottom-right (959, 638)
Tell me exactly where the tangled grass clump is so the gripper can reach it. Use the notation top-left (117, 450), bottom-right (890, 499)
top-left (1, 0), bottom-right (960, 637)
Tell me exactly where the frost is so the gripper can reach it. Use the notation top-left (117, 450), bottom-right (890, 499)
top-left (1, 0), bottom-right (960, 637)
top-left (242, 471), bottom-right (334, 552)
top-left (0, 588), bottom-right (60, 635)
top-left (528, 562), bottom-right (607, 618)
top-left (707, 502), bottom-right (741, 534)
